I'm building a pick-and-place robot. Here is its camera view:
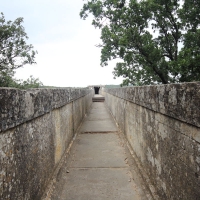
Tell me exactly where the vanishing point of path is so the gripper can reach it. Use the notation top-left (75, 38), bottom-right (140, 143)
top-left (50, 100), bottom-right (150, 200)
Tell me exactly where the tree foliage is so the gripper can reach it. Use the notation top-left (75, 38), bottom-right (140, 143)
top-left (17, 75), bottom-right (43, 89)
top-left (0, 75), bottom-right (43, 89)
top-left (80, 0), bottom-right (200, 85)
top-left (0, 13), bottom-right (41, 88)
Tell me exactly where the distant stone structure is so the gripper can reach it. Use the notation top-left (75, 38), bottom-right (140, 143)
top-left (87, 85), bottom-right (105, 94)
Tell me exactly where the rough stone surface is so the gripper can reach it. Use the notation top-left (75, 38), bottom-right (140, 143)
top-left (0, 88), bottom-right (92, 133)
top-left (104, 82), bottom-right (200, 127)
top-left (1, 83), bottom-right (200, 199)
top-left (102, 82), bottom-right (200, 200)
top-left (0, 88), bottom-right (93, 200)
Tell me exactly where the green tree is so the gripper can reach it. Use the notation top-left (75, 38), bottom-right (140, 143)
top-left (80, 0), bottom-right (200, 85)
top-left (17, 75), bottom-right (43, 89)
top-left (0, 12), bottom-right (40, 88)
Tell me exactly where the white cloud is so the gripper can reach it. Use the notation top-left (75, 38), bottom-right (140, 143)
top-left (2, 0), bottom-right (124, 87)
top-left (15, 20), bottom-right (123, 87)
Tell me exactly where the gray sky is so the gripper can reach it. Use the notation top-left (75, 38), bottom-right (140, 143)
top-left (1, 0), bottom-right (123, 87)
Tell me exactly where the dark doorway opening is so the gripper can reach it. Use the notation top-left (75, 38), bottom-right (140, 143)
top-left (94, 87), bottom-right (100, 94)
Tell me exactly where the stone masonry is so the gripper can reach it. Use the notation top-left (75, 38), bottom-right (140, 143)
top-left (0, 88), bottom-right (93, 200)
top-left (1, 82), bottom-right (200, 200)
top-left (101, 82), bottom-right (200, 200)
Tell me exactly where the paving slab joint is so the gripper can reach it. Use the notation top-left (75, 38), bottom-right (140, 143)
top-left (81, 131), bottom-right (118, 134)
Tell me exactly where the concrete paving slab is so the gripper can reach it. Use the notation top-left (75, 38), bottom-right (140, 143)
top-left (94, 95), bottom-right (104, 97)
top-left (49, 102), bottom-right (149, 200)
top-left (80, 120), bottom-right (117, 133)
top-left (91, 102), bottom-right (106, 109)
top-left (90, 105), bottom-right (107, 110)
top-left (81, 102), bottom-right (117, 132)
top-left (88, 108), bottom-right (108, 114)
top-left (86, 112), bottom-right (111, 120)
top-left (87, 102), bottom-right (110, 117)
top-left (69, 133), bottom-right (128, 168)
top-left (51, 168), bottom-right (142, 200)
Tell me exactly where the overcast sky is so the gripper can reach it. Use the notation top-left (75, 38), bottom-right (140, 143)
top-left (1, 0), bottom-right (124, 87)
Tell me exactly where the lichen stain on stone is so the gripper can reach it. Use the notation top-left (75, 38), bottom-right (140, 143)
top-left (102, 83), bottom-right (200, 199)
top-left (54, 109), bottom-right (62, 165)
top-left (158, 122), bottom-right (168, 140)
top-left (168, 86), bottom-right (177, 105)
top-left (25, 92), bottom-right (34, 118)
top-left (147, 147), bottom-right (154, 166)
top-left (0, 88), bottom-right (93, 200)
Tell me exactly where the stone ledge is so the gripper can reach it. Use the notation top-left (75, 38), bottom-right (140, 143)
top-left (0, 88), bottom-right (92, 133)
top-left (104, 82), bottom-right (200, 127)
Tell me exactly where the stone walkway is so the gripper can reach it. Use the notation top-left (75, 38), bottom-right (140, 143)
top-left (50, 102), bottom-right (150, 200)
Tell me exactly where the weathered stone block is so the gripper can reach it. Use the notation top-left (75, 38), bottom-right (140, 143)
top-left (0, 88), bottom-right (91, 133)
top-left (102, 82), bottom-right (200, 200)
top-left (0, 88), bottom-right (93, 199)
top-left (104, 82), bottom-right (200, 127)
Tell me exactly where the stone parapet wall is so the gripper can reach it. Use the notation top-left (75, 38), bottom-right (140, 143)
top-left (0, 88), bottom-right (93, 200)
top-left (104, 82), bottom-right (200, 127)
top-left (0, 88), bottom-right (91, 133)
top-left (102, 82), bottom-right (200, 200)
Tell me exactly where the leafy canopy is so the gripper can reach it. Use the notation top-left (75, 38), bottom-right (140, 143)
top-left (0, 13), bottom-right (41, 88)
top-left (80, 0), bottom-right (200, 85)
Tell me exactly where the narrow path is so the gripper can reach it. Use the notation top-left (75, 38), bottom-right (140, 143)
top-left (51, 102), bottom-right (149, 200)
